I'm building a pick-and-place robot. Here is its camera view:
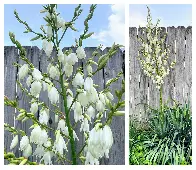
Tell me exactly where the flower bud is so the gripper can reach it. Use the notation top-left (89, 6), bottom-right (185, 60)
top-left (10, 135), bottom-right (18, 150)
top-left (18, 64), bottom-right (28, 80)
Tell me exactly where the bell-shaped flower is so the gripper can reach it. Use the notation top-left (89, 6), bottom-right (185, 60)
top-left (30, 102), bottom-right (38, 114)
top-left (43, 78), bottom-right (51, 91)
top-left (96, 100), bottom-right (105, 112)
top-left (99, 93), bottom-right (106, 105)
top-left (33, 145), bottom-right (45, 158)
top-left (67, 95), bottom-right (74, 109)
top-left (64, 63), bottom-right (73, 77)
top-left (55, 114), bottom-right (59, 123)
top-left (86, 105), bottom-right (95, 120)
top-left (76, 46), bottom-right (86, 59)
top-left (48, 86), bottom-right (59, 104)
top-left (20, 136), bottom-right (29, 151)
top-left (23, 144), bottom-right (32, 158)
top-left (84, 77), bottom-right (93, 92)
top-left (74, 101), bottom-right (83, 122)
top-left (86, 87), bottom-right (99, 103)
top-left (65, 53), bottom-right (78, 65)
top-left (47, 26), bottom-right (53, 38)
top-left (57, 119), bottom-right (67, 134)
top-left (32, 68), bottom-right (43, 81)
top-left (39, 108), bottom-right (49, 125)
top-left (72, 72), bottom-right (84, 88)
top-left (48, 65), bottom-right (60, 79)
top-left (57, 16), bottom-right (65, 28)
top-left (30, 81), bottom-right (42, 97)
top-left (30, 126), bottom-right (48, 145)
top-left (85, 151), bottom-right (99, 165)
top-left (58, 49), bottom-right (65, 63)
top-left (53, 132), bottom-right (67, 156)
top-left (80, 118), bottom-right (89, 132)
top-left (18, 64), bottom-right (28, 80)
top-left (78, 91), bottom-right (89, 107)
top-left (41, 151), bottom-right (54, 165)
top-left (42, 40), bottom-right (53, 57)
top-left (10, 135), bottom-right (18, 150)
top-left (26, 75), bottom-right (32, 87)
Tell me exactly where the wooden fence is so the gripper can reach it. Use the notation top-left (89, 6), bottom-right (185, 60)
top-left (4, 46), bottom-right (125, 165)
top-left (129, 26), bottom-right (192, 125)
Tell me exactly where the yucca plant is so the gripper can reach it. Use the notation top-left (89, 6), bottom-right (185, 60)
top-left (143, 103), bottom-right (192, 165)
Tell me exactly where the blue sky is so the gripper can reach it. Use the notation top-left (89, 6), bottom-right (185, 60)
top-left (130, 4), bottom-right (192, 27)
top-left (4, 4), bottom-right (125, 49)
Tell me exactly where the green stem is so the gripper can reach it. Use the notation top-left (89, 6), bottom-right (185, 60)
top-left (159, 85), bottom-right (164, 124)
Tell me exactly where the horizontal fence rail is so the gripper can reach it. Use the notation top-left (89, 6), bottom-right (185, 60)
top-left (4, 46), bottom-right (125, 165)
top-left (129, 26), bottom-right (192, 125)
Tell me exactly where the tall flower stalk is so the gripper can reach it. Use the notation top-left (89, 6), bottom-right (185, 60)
top-left (4, 4), bottom-right (125, 165)
top-left (137, 6), bottom-right (175, 122)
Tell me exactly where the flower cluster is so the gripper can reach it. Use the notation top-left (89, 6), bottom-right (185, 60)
top-left (6, 4), bottom-right (124, 165)
top-left (138, 7), bottom-right (176, 89)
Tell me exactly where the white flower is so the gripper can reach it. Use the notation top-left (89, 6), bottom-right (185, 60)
top-left (65, 53), bottom-right (78, 65)
top-left (106, 92), bottom-right (114, 101)
top-left (23, 144), bottom-right (32, 158)
top-left (18, 64), bottom-right (28, 80)
top-left (20, 136), bottom-right (29, 151)
top-left (49, 66), bottom-right (59, 79)
top-left (39, 108), bottom-right (49, 125)
top-left (84, 77), bottom-right (93, 92)
top-left (80, 118), bottom-right (89, 132)
top-left (102, 125), bottom-right (113, 155)
top-left (67, 95), bottom-right (73, 109)
top-left (44, 140), bottom-right (52, 148)
top-left (32, 68), bottom-right (43, 81)
top-left (64, 63), bottom-right (73, 77)
top-left (85, 151), bottom-right (99, 165)
top-left (86, 106), bottom-right (95, 120)
top-left (96, 100), bottom-right (105, 112)
top-left (87, 65), bottom-right (92, 74)
top-left (76, 46), bottom-right (86, 59)
top-left (87, 125), bottom-right (113, 160)
top-left (72, 72), bottom-right (84, 88)
top-left (57, 119), bottom-right (67, 134)
top-left (74, 101), bottom-right (83, 122)
top-left (87, 87), bottom-right (99, 103)
top-left (41, 151), bottom-right (53, 165)
top-left (30, 102), bottom-right (38, 114)
top-left (26, 75), bottom-right (32, 87)
top-left (57, 16), bottom-right (65, 28)
top-left (58, 50), bottom-right (65, 63)
top-left (78, 91), bottom-right (89, 107)
top-left (48, 87), bottom-right (59, 104)
top-left (99, 93), bottom-right (106, 105)
top-left (33, 145), bottom-right (45, 158)
top-left (43, 78), bottom-right (51, 91)
top-left (42, 40), bottom-right (53, 57)
top-left (47, 26), bottom-right (53, 38)
top-left (10, 135), bottom-right (18, 150)
top-left (30, 81), bottom-right (42, 97)
top-left (30, 126), bottom-right (48, 145)
top-left (53, 132), bottom-right (67, 156)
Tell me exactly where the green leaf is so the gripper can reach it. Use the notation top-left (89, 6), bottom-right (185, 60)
top-left (30, 36), bottom-right (40, 41)
top-left (83, 32), bottom-right (94, 39)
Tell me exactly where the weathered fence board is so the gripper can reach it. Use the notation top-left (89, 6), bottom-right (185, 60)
top-left (129, 27), bottom-right (192, 123)
top-left (4, 46), bottom-right (125, 165)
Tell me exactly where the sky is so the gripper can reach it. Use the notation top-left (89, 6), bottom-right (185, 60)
top-left (4, 4), bottom-right (125, 49)
top-left (130, 4), bottom-right (192, 27)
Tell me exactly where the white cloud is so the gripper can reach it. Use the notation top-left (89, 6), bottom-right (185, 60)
top-left (92, 4), bottom-right (125, 47)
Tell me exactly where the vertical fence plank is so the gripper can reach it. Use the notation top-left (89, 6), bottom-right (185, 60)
top-left (185, 27), bottom-right (192, 107)
top-left (129, 27), bottom-right (137, 121)
top-left (166, 27), bottom-right (176, 106)
top-left (4, 46), bottom-right (18, 163)
top-left (175, 27), bottom-right (186, 104)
